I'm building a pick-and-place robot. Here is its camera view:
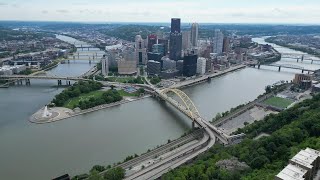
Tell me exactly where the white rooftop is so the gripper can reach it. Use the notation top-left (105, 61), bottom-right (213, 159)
top-left (276, 164), bottom-right (308, 180)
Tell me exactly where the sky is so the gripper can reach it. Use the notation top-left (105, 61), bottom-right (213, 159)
top-left (0, 0), bottom-right (320, 24)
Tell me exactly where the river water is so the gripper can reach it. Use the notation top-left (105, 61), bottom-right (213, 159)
top-left (0, 36), bottom-right (319, 180)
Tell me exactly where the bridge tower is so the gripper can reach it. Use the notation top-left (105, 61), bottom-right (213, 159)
top-left (302, 55), bottom-right (304, 62)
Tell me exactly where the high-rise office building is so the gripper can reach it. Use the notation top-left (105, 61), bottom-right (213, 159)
top-left (135, 35), bottom-right (147, 65)
top-left (147, 60), bottom-right (161, 76)
top-left (183, 53), bottom-right (198, 77)
top-left (101, 55), bottom-right (109, 76)
top-left (147, 34), bottom-right (157, 52)
top-left (191, 23), bottom-right (199, 47)
top-left (158, 39), bottom-right (168, 55)
top-left (152, 44), bottom-right (165, 56)
top-left (182, 31), bottom-right (191, 50)
top-left (176, 60), bottom-right (184, 76)
top-left (169, 18), bottom-right (182, 61)
top-left (223, 37), bottom-right (230, 53)
top-left (171, 18), bottom-right (181, 33)
top-left (213, 29), bottom-right (224, 55)
top-left (162, 58), bottom-right (176, 70)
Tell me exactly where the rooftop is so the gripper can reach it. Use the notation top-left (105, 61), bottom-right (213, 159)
top-left (276, 164), bottom-right (308, 180)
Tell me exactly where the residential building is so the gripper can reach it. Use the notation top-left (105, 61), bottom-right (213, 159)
top-left (206, 59), bottom-right (212, 72)
top-left (275, 148), bottom-right (320, 180)
top-left (197, 57), bottom-right (206, 75)
top-left (191, 23), bottom-right (199, 47)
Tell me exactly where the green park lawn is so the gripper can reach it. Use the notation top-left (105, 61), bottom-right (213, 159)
top-left (64, 89), bottom-right (139, 109)
top-left (263, 96), bottom-right (294, 109)
top-left (64, 91), bottom-right (105, 109)
top-left (118, 89), bottom-right (140, 97)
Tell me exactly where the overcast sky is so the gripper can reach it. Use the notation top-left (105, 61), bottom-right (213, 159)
top-left (0, 0), bottom-right (320, 24)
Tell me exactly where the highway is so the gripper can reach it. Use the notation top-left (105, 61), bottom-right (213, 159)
top-left (170, 65), bottom-right (246, 89)
top-left (115, 129), bottom-right (203, 170)
top-left (123, 88), bottom-right (220, 180)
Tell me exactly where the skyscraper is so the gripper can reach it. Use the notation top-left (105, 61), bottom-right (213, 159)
top-left (169, 18), bottom-right (182, 61)
top-left (213, 29), bottom-right (224, 55)
top-left (135, 35), bottom-right (147, 65)
top-left (171, 18), bottom-right (181, 33)
top-left (191, 23), bottom-right (199, 47)
top-left (223, 37), bottom-right (230, 53)
top-left (182, 31), bottom-right (191, 50)
top-left (101, 55), bottom-right (109, 76)
top-left (147, 34), bottom-right (157, 52)
top-left (158, 39), bottom-right (168, 56)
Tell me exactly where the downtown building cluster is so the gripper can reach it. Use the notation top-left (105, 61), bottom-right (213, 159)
top-left (101, 18), bottom-right (252, 79)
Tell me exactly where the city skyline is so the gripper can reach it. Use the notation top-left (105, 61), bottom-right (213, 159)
top-left (0, 0), bottom-right (320, 24)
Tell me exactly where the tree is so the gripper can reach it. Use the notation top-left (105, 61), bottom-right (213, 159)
top-left (249, 155), bottom-right (270, 169)
top-left (90, 165), bottom-right (105, 173)
top-left (265, 85), bottom-right (272, 94)
top-left (103, 167), bottom-right (125, 180)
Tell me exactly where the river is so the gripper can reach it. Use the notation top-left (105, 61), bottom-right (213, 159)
top-left (0, 36), bottom-right (319, 179)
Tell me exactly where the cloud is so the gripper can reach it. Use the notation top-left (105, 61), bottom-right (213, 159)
top-left (42, 10), bottom-right (49, 14)
top-left (56, 9), bottom-right (69, 13)
top-left (0, 2), bottom-right (8, 6)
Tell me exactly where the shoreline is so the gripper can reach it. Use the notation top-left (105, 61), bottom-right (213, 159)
top-left (29, 95), bottom-right (151, 124)
top-left (172, 64), bottom-right (246, 89)
top-left (29, 64), bottom-right (247, 124)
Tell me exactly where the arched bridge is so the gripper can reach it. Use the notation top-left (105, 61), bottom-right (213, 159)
top-left (156, 88), bottom-right (234, 144)
top-left (125, 88), bottom-right (245, 179)
top-left (160, 88), bottom-right (201, 119)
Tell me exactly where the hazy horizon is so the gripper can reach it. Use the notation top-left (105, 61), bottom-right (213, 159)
top-left (0, 0), bottom-right (320, 24)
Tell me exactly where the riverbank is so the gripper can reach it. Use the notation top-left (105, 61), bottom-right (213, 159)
top-left (171, 64), bottom-right (246, 89)
top-left (29, 95), bottom-right (151, 124)
top-left (265, 37), bottom-right (320, 58)
top-left (29, 64), bottom-right (247, 124)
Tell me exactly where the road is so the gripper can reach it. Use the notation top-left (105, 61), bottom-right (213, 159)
top-left (123, 88), bottom-right (221, 180)
top-left (170, 65), bottom-right (246, 89)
